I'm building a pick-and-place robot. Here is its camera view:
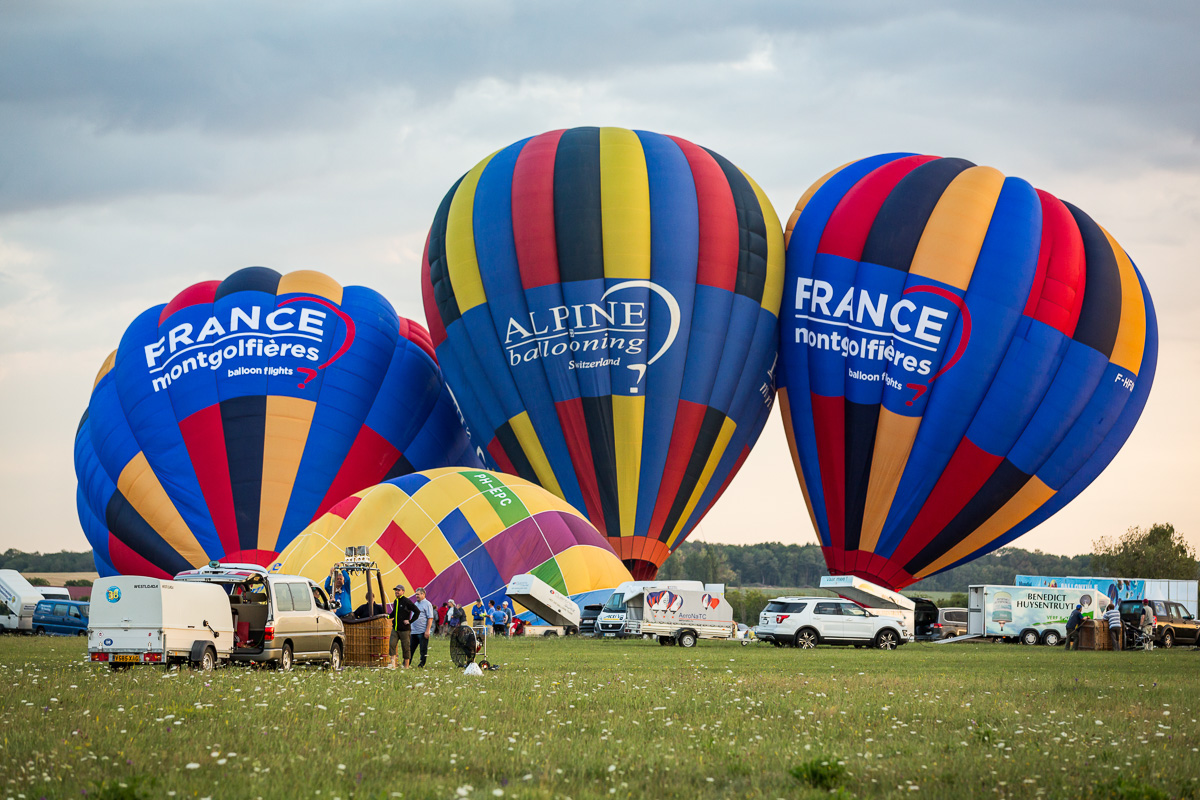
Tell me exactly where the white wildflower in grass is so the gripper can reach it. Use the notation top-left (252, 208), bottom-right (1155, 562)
top-left (185, 762), bottom-right (200, 769)
top-left (492, 790), bottom-right (504, 797)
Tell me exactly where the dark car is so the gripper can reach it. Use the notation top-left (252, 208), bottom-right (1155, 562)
top-left (938, 608), bottom-right (968, 638)
top-left (579, 603), bottom-right (603, 636)
top-left (1119, 599), bottom-right (1200, 648)
top-left (911, 597), bottom-right (942, 641)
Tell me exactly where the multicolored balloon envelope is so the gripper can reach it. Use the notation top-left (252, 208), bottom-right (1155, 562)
top-left (422, 126), bottom-right (785, 579)
top-left (779, 154), bottom-right (1157, 590)
top-left (74, 267), bottom-right (484, 578)
top-left (271, 468), bottom-right (633, 611)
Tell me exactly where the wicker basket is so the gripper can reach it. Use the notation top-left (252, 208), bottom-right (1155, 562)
top-left (343, 615), bottom-right (391, 667)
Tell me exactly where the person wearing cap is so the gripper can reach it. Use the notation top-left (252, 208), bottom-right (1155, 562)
top-left (410, 588), bottom-right (436, 668)
top-left (1064, 604), bottom-right (1084, 651)
top-left (1140, 601), bottom-right (1156, 651)
top-left (388, 584), bottom-right (419, 669)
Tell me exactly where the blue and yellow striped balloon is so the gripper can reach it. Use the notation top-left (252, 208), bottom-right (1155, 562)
top-left (422, 127), bottom-right (785, 579)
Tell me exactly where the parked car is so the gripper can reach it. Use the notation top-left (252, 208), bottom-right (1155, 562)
top-left (1118, 599), bottom-right (1200, 649)
top-left (32, 599), bottom-right (90, 636)
top-left (937, 608), bottom-right (968, 638)
top-left (174, 563), bottom-right (344, 669)
top-left (755, 596), bottom-right (909, 650)
top-left (579, 604), bottom-right (603, 636)
top-left (911, 597), bottom-right (942, 641)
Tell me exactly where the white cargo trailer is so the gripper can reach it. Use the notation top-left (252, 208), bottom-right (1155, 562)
top-left (1015, 575), bottom-right (1199, 617)
top-left (623, 584), bottom-right (736, 647)
top-left (87, 577), bottom-right (234, 670)
top-left (968, 584), bottom-right (1108, 646)
top-left (0, 569), bottom-right (45, 633)
top-left (505, 573), bottom-right (582, 630)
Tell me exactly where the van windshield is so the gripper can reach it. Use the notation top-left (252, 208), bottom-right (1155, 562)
top-left (602, 593), bottom-right (625, 613)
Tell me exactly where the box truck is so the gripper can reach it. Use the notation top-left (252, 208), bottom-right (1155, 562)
top-left (622, 585), bottom-right (737, 647)
top-left (87, 577), bottom-right (235, 670)
top-left (968, 584), bottom-right (1109, 646)
top-left (0, 569), bottom-right (45, 633)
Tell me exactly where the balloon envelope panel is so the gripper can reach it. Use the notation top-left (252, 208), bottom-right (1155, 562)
top-left (421, 127), bottom-right (785, 580)
top-left (779, 154), bottom-right (1156, 590)
top-left (271, 468), bottom-right (633, 611)
top-left (74, 267), bottom-right (483, 578)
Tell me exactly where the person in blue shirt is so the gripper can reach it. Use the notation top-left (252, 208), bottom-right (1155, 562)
top-left (472, 600), bottom-right (485, 626)
top-left (489, 601), bottom-right (506, 636)
top-left (324, 569), bottom-right (351, 618)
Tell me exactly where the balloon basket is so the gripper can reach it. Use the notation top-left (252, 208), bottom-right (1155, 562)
top-left (343, 615), bottom-right (391, 667)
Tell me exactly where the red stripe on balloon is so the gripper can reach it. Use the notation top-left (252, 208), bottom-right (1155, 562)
top-left (486, 437), bottom-right (518, 477)
top-left (819, 155), bottom-right (938, 260)
top-left (810, 392), bottom-right (846, 562)
top-left (668, 136), bottom-right (738, 291)
top-left (648, 399), bottom-right (708, 538)
top-left (312, 426), bottom-right (400, 523)
top-left (552, 397), bottom-right (604, 525)
top-left (158, 281), bottom-right (220, 326)
top-left (399, 317), bottom-right (437, 363)
top-left (420, 230), bottom-right (448, 348)
top-left (512, 129), bottom-right (567, 289)
top-left (376, 519), bottom-right (436, 589)
top-left (108, 534), bottom-right (174, 580)
top-left (177, 405), bottom-right (240, 556)
top-left (1024, 190), bottom-right (1087, 336)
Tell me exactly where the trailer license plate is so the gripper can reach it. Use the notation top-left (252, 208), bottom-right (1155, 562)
top-left (603, 633), bottom-right (616, 638)
top-left (114, 654), bottom-right (140, 663)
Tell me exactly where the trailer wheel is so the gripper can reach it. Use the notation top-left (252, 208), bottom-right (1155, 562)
top-left (1020, 629), bottom-right (1040, 646)
top-left (195, 646), bottom-right (216, 672)
top-left (1041, 630), bottom-right (1061, 647)
top-left (677, 631), bottom-right (698, 648)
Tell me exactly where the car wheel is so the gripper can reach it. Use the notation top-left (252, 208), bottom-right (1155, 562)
top-left (795, 629), bottom-right (818, 649)
top-left (1042, 630), bottom-right (1061, 647)
top-left (326, 642), bottom-right (342, 670)
top-left (875, 630), bottom-right (899, 650)
top-left (1021, 629), bottom-right (1040, 646)
top-left (35, 627), bottom-right (45, 636)
top-left (678, 631), bottom-right (698, 648)
top-left (279, 642), bottom-right (294, 671)
top-left (1161, 630), bottom-right (1174, 649)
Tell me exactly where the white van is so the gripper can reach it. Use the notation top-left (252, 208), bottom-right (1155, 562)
top-left (0, 569), bottom-right (45, 633)
top-left (174, 563), bottom-right (344, 670)
top-left (38, 587), bottom-right (73, 601)
top-left (595, 579), bottom-right (708, 637)
top-left (88, 577), bottom-right (234, 670)
top-left (625, 585), bottom-right (737, 647)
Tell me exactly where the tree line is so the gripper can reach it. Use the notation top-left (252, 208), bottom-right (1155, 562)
top-left (0, 548), bottom-right (96, 573)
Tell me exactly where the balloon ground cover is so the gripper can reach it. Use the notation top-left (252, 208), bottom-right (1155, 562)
top-left (2, 637), bottom-right (1196, 799)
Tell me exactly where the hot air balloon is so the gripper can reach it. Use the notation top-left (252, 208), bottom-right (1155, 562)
top-left (74, 267), bottom-right (484, 578)
top-left (779, 154), bottom-right (1157, 590)
top-left (271, 467), bottom-right (632, 611)
top-left (421, 126), bottom-right (785, 579)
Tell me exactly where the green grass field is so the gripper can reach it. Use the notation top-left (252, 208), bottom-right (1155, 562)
top-left (2, 635), bottom-right (1197, 800)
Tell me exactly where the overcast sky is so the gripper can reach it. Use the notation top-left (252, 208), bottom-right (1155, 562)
top-left (2, 1), bottom-right (1196, 562)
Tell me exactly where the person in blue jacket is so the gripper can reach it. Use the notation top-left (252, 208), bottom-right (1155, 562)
top-left (324, 569), bottom-right (352, 618)
top-left (472, 600), bottom-right (485, 627)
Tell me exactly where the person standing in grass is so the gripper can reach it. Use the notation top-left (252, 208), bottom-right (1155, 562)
top-left (410, 588), bottom-right (436, 668)
top-left (436, 601), bottom-right (449, 635)
top-left (1064, 604), bottom-right (1084, 651)
top-left (451, 600), bottom-right (467, 628)
top-left (472, 599), bottom-right (486, 628)
top-left (1140, 601), bottom-right (1156, 651)
top-left (1104, 603), bottom-right (1123, 651)
top-left (388, 584), bottom-right (419, 669)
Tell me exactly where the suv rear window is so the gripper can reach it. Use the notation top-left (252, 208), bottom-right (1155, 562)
top-left (814, 602), bottom-right (840, 615)
top-left (765, 601), bottom-right (807, 614)
top-left (275, 586), bottom-right (293, 612)
top-left (944, 610), bottom-right (966, 623)
top-left (288, 583), bottom-right (312, 612)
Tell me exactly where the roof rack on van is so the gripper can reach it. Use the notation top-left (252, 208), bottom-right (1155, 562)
top-left (176, 562), bottom-right (273, 578)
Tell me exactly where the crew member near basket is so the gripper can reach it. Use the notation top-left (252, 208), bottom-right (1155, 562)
top-left (388, 584), bottom-right (419, 669)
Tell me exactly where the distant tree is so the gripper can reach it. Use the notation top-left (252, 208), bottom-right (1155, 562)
top-left (64, 579), bottom-right (92, 587)
top-left (28, 576), bottom-right (49, 586)
top-left (1092, 523), bottom-right (1197, 580)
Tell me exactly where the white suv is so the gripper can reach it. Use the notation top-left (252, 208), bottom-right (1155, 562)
top-left (755, 596), bottom-right (909, 650)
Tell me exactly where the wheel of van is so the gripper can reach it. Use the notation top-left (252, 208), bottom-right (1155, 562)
top-left (1020, 629), bottom-right (1040, 646)
top-left (1161, 630), bottom-right (1174, 649)
top-left (678, 631), bottom-right (698, 648)
top-left (1042, 630), bottom-right (1062, 647)
top-left (279, 643), bottom-right (294, 671)
top-left (35, 627), bottom-right (45, 636)
top-left (326, 642), bottom-right (342, 671)
top-left (874, 630), bottom-right (899, 650)
top-left (795, 629), bottom-right (818, 649)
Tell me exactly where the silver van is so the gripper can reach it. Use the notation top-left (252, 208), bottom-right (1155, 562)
top-left (175, 563), bottom-right (344, 670)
